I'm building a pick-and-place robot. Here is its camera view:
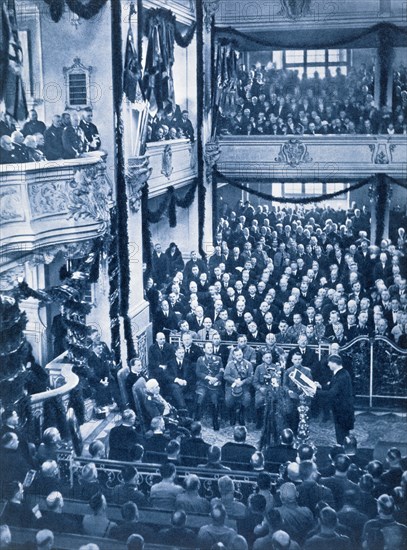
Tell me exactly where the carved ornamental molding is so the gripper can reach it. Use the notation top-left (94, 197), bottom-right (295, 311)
top-left (275, 139), bottom-right (313, 167)
top-left (0, 265), bottom-right (25, 291)
top-left (368, 140), bottom-right (396, 165)
top-left (203, 0), bottom-right (220, 31)
top-left (126, 156), bottom-right (152, 213)
top-left (161, 145), bottom-right (173, 179)
top-left (0, 186), bottom-right (24, 224)
top-left (27, 240), bottom-right (96, 268)
top-left (204, 138), bottom-right (221, 184)
top-left (28, 160), bottom-right (112, 229)
top-left (278, 0), bottom-right (312, 20)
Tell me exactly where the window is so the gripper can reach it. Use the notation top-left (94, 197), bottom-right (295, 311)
top-left (283, 48), bottom-right (349, 78)
top-left (63, 57), bottom-right (93, 110)
top-left (305, 182), bottom-right (323, 195)
top-left (68, 73), bottom-right (87, 106)
top-left (284, 182), bottom-right (303, 195)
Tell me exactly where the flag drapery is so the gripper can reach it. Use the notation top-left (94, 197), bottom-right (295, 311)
top-left (123, 25), bottom-right (144, 104)
top-left (142, 9), bottom-right (176, 116)
top-left (0, 0), bottom-right (27, 122)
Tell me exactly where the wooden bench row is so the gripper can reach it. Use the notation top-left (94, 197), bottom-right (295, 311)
top-left (9, 526), bottom-right (187, 550)
top-left (26, 495), bottom-right (238, 531)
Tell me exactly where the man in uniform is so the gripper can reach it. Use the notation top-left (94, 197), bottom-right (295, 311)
top-left (253, 351), bottom-right (282, 429)
top-left (224, 347), bottom-right (253, 426)
top-left (195, 341), bottom-right (223, 431)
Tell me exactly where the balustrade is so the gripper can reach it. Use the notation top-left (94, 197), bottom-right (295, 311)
top-left (0, 152), bottom-right (112, 268)
top-left (217, 135), bottom-right (407, 180)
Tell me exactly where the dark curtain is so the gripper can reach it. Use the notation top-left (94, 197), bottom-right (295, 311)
top-left (142, 10), bottom-right (176, 113)
top-left (215, 22), bottom-right (407, 50)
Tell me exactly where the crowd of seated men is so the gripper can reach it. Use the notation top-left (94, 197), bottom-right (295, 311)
top-left (0, 108), bottom-right (101, 164)
top-left (1, 400), bottom-right (407, 550)
top-left (146, 105), bottom-right (195, 143)
top-left (138, 201), bottom-right (407, 432)
top-left (217, 61), bottom-right (407, 136)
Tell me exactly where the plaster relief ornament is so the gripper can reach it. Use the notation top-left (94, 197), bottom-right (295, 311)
top-left (275, 139), bottom-right (313, 167)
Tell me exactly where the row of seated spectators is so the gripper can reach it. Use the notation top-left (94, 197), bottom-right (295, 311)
top-left (217, 61), bottom-right (407, 136)
top-left (1, 410), bottom-right (407, 549)
top-left (145, 201), bottom-right (407, 349)
top-left (146, 105), bottom-right (195, 143)
top-left (0, 108), bottom-right (101, 165)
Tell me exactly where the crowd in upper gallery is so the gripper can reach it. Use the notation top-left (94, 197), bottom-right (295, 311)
top-left (216, 62), bottom-right (407, 136)
top-left (144, 201), bottom-right (407, 349)
top-left (0, 108), bottom-right (101, 164)
top-left (146, 105), bottom-right (195, 143)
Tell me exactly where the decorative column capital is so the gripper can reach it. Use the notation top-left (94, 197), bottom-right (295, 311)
top-left (202, 0), bottom-right (220, 32)
top-left (126, 156), bottom-right (152, 213)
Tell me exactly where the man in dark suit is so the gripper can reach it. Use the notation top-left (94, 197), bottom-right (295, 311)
top-left (44, 115), bottom-right (64, 160)
top-left (164, 346), bottom-right (189, 409)
top-left (62, 111), bottom-right (87, 158)
top-left (151, 243), bottom-right (170, 288)
top-left (80, 109), bottom-right (101, 151)
top-left (180, 421), bottom-right (210, 466)
top-left (148, 332), bottom-right (175, 377)
top-left (153, 300), bottom-right (179, 338)
top-left (108, 409), bottom-right (144, 461)
top-left (221, 426), bottom-right (256, 470)
top-left (313, 354), bottom-right (355, 444)
top-left (286, 334), bottom-right (318, 376)
top-left (143, 416), bottom-right (171, 463)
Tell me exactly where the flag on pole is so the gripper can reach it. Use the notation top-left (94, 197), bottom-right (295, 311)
top-left (0, 0), bottom-right (27, 122)
top-left (123, 25), bottom-right (144, 104)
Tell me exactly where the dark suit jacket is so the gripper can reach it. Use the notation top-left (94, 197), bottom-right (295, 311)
top-left (180, 436), bottom-right (210, 466)
top-left (151, 252), bottom-right (170, 285)
top-left (153, 310), bottom-right (179, 336)
top-left (108, 424), bottom-right (144, 461)
top-left (221, 442), bottom-right (256, 470)
top-left (148, 343), bottom-right (175, 373)
top-left (62, 125), bottom-right (86, 158)
top-left (317, 368), bottom-right (354, 431)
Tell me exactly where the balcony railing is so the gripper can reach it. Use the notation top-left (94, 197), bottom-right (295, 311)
top-left (217, 135), bottom-right (407, 180)
top-left (0, 152), bottom-right (112, 266)
top-left (143, 138), bottom-right (197, 196)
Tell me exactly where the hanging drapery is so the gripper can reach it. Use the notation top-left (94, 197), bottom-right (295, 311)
top-left (1, 0), bottom-right (28, 121)
top-left (142, 8), bottom-right (196, 115)
top-left (213, 39), bottom-right (239, 131)
top-left (215, 22), bottom-right (407, 50)
top-left (123, 15), bottom-right (144, 103)
top-left (214, 168), bottom-right (377, 204)
top-left (43, 0), bottom-right (108, 23)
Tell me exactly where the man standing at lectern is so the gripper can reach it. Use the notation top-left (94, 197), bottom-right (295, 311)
top-left (313, 354), bottom-right (354, 444)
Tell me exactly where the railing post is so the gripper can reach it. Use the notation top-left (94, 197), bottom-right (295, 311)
top-left (369, 338), bottom-right (374, 409)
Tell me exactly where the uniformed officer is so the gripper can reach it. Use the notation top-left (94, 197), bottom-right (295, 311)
top-left (253, 351), bottom-right (283, 429)
top-left (195, 341), bottom-right (223, 431)
top-left (224, 347), bottom-right (253, 426)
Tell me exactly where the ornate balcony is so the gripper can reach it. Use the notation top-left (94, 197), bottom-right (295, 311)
top-left (0, 153), bottom-right (112, 270)
top-left (142, 138), bottom-right (197, 197)
top-left (217, 135), bottom-right (407, 180)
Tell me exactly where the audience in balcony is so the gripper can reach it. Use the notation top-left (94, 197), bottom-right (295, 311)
top-left (0, 108), bottom-right (102, 164)
top-left (146, 104), bottom-right (195, 143)
top-left (217, 62), bottom-right (407, 136)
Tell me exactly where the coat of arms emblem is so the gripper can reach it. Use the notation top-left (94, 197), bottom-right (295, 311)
top-left (275, 139), bottom-right (313, 167)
